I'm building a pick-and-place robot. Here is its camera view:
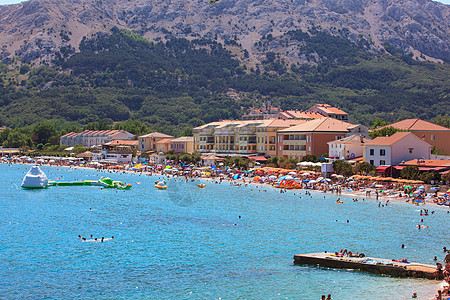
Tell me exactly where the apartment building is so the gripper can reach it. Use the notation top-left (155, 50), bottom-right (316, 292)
top-left (138, 132), bottom-right (174, 152)
top-left (277, 117), bottom-right (369, 159)
top-left (60, 130), bottom-right (134, 147)
top-left (309, 104), bottom-right (349, 121)
top-left (193, 119), bottom-right (306, 156)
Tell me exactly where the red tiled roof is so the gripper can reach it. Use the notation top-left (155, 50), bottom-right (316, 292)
top-left (364, 132), bottom-right (418, 146)
top-left (105, 140), bottom-right (138, 146)
top-left (377, 119), bottom-right (450, 132)
top-left (156, 138), bottom-right (173, 144)
top-left (402, 159), bottom-right (450, 167)
top-left (139, 132), bottom-right (174, 138)
top-left (279, 117), bottom-right (356, 133)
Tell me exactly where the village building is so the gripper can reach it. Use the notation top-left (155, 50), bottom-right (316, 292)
top-left (363, 132), bottom-right (431, 167)
top-left (273, 110), bottom-right (323, 120)
top-left (92, 143), bottom-right (133, 163)
top-left (138, 132), bottom-right (174, 152)
top-left (396, 158), bottom-right (450, 174)
top-left (328, 135), bottom-right (372, 160)
top-left (156, 138), bottom-right (173, 153)
top-left (308, 104), bottom-right (349, 121)
top-left (104, 139), bottom-right (139, 150)
top-left (170, 137), bottom-right (194, 153)
top-left (193, 119), bottom-right (307, 156)
top-left (60, 130), bottom-right (134, 148)
top-left (277, 117), bottom-right (369, 159)
top-left (376, 118), bottom-right (450, 155)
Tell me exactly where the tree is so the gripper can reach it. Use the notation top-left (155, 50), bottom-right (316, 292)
top-left (332, 160), bottom-right (354, 177)
top-left (370, 118), bottom-right (389, 130)
top-left (400, 166), bottom-right (420, 180)
top-left (419, 172), bottom-right (434, 183)
top-left (430, 114), bottom-right (450, 128)
top-left (353, 161), bottom-right (375, 175)
top-left (369, 127), bottom-right (406, 139)
top-left (2, 130), bottom-right (32, 148)
top-left (179, 126), bottom-right (193, 137)
top-left (301, 155), bottom-right (319, 162)
top-left (32, 121), bottom-right (57, 145)
top-left (113, 119), bottom-right (147, 135)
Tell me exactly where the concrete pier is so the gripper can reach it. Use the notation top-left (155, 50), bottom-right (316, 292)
top-left (294, 252), bottom-right (437, 280)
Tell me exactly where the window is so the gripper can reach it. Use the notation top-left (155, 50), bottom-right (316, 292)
top-left (279, 146), bottom-right (282, 151)
top-left (380, 160), bottom-right (385, 165)
top-left (370, 160), bottom-right (374, 165)
top-left (369, 149), bottom-right (374, 156)
top-left (306, 136), bottom-right (311, 143)
top-left (431, 135), bottom-right (436, 141)
top-left (308, 146), bottom-right (311, 152)
top-left (409, 148), bottom-right (413, 154)
top-left (278, 136), bottom-right (282, 143)
top-left (380, 149), bottom-right (385, 156)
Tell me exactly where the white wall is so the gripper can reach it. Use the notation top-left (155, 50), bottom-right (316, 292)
top-left (391, 135), bottom-right (431, 165)
top-left (364, 146), bottom-right (392, 167)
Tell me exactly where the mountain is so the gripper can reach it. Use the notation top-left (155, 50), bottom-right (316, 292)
top-left (0, 0), bottom-right (449, 65)
top-left (0, 0), bottom-right (449, 138)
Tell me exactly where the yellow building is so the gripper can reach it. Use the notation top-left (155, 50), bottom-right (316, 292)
top-left (169, 137), bottom-right (194, 153)
top-left (138, 132), bottom-right (174, 152)
top-left (193, 119), bottom-right (307, 156)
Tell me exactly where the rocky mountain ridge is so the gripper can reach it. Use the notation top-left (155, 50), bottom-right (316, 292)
top-left (0, 0), bottom-right (448, 65)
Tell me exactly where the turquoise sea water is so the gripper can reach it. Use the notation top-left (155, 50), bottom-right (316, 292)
top-left (0, 163), bottom-right (448, 299)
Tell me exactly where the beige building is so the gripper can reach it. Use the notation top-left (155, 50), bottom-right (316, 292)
top-left (309, 104), bottom-right (349, 121)
top-left (170, 137), bottom-right (194, 153)
top-left (138, 132), bottom-right (174, 152)
top-left (156, 138), bottom-right (173, 153)
top-left (60, 130), bottom-right (134, 147)
top-left (193, 119), bottom-right (307, 156)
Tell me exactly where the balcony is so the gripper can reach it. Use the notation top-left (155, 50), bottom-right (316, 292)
top-left (283, 140), bottom-right (306, 146)
top-left (282, 149), bottom-right (306, 157)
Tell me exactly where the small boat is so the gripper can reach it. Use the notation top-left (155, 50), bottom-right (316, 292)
top-left (197, 184), bottom-right (206, 188)
top-left (336, 201), bottom-right (345, 204)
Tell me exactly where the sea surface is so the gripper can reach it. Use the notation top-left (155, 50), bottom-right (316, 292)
top-left (0, 163), bottom-right (448, 299)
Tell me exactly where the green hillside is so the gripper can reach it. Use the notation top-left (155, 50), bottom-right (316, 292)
top-left (0, 27), bottom-right (449, 140)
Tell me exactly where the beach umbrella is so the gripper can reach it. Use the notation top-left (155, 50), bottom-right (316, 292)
top-left (288, 171), bottom-right (297, 175)
top-left (330, 174), bottom-right (338, 177)
top-left (418, 186), bottom-right (426, 190)
top-left (404, 186), bottom-right (413, 189)
top-left (232, 174), bottom-right (240, 180)
top-left (302, 179), bottom-right (310, 183)
top-left (429, 187), bottom-right (438, 192)
top-left (301, 173), bottom-right (311, 176)
top-left (285, 175), bottom-right (294, 180)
